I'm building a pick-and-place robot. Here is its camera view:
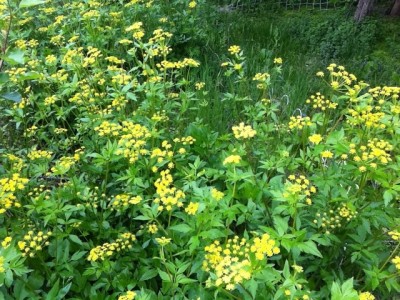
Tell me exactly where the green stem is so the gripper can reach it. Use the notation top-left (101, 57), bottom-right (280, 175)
top-left (379, 241), bottom-right (400, 272)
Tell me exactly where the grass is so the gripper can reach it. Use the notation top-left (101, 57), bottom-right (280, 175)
top-left (184, 3), bottom-right (400, 133)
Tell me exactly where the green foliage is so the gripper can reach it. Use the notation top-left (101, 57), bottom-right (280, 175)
top-left (0, 0), bottom-right (399, 299)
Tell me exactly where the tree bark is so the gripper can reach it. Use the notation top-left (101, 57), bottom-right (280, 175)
top-left (354, 0), bottom-right (374, 22)
top-left (390, 0), bottom-right (400, 16)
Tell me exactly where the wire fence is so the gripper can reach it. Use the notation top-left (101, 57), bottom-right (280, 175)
top-left (214, 0), bottom-right (348, 11)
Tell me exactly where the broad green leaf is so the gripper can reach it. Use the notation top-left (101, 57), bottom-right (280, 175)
top-left (139, 269), bottom-right (158, 281)
top-left (4, 50), bottom-right (25, 65)
top-left (169, 224), bottom-right (192, 233)
top-left (19, 0), bottom-right (47, 8)
top-left (297, 240), bottom-right (322, 258)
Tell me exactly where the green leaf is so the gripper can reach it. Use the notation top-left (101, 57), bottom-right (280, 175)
top-left (169, 224), bottom-right (192, 233)
top-left (139, 269), bottom-right (158, 281)
top-left (273, 216), bottom-right (289, 236)
top-left (19, 0), bottom-right (47, 8)
top-left (69, 235), bottom-right (83, 245)
top-left (331, 278), bottom-right (358, 300)
top-left (57, 282), bottom-right (72, 299)
top-left (45, 279), bottom-right (60, 300)
top-left (157, 269), bottom-right (172, 282)
top-left (4, 50), bottom-right (25, 65)
top-left (70, 251), bottom-right (87, 261)
top-left (1, 91), bottom-right (22, 103)
top-left (297, 240), bottom-right (322, 258)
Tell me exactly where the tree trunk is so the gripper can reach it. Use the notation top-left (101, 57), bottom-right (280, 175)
top-left (390, 0), bottom-right (400, 16)
top-left (354, 0), bottom-right (374, 22)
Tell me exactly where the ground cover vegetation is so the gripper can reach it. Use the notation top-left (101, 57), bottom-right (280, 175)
top-left (0, 0), bottom-right (399, 299)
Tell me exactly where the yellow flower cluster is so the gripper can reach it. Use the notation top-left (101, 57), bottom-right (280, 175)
top-left (1, 237), bottom-right (12, 248)
top-left (27, 150), bottom-right (53, 160)
top-left (211, 188), bottom-right (224, 201)
top-left (5, 67), bottom-right (28, 83)
top-left (284, 174), bottom-right (316, 205)
top-left (189, 1), bottom-right (197, 8)
top-left (232, 122), bottom-right (256, 139)
top-left (154, 169), bottom-right (185, 211)
top-left (173, 136), bottom-right (196, 145)
top-left (313, 203), bottom-right (356, 234)
top-left (288, 115), bottom-right (313, 130)
top-left (110, 194), bottom-right (142, 210)
top-left (4, 154), bottom-right (25, 171)
top-left (0, 173), bottom-right (29, 214)
top-left (151, 110), bottom-right (169, 122)
top-left (369, 86), bottom-right (400, 103)
top-left (185, 202), bottom-right (199, 215)
top-left (83, 46), bottom-right (102, 68)
top-left (28, 185), bottom-right (51, 202)
top-left (151, 143), bottom-right (174, 164)
top-left (308, 134), bottom-right (323, 145)
top-left (96, 121), bottom-right (151, 163)
top-left (94, 121), bottom-right (122, 137)
top-left (349, 139), bottom-right (393, 171)
top-left (118, 291), bottom-right (136, 300)
top-left (306, 92), bottom-right (337, 111)
top-left (203, 234), bottom-right (279, 290)
top-left (105, 56), bottom-right (126, 65)
top-left (359, 292), bottom-right (375, 300)
top-left (347, 105), bottom-right (385, 129)
top-left (18, 230), bottom-right (52, 257)
top-left (388, 230), bottom-right (400, 241)
top-left (155, 237), bottom-right (171, 246)
top-left (325, 64), bottom-right (357, 91)
top-left (87, 233), bottom-right (136, 262)
top-left (195, 82), bottom-right (205, 90)
top-left (321, 150), bottom-right (334, 159)
top-left (228, 45), bottom-right (241, 55)
top-left (392, 256), bottom-right (400, 271)
top-left (274, 57), bottom-right (283, 64)
top-left (147, 223), bottom-right (158, 234)
top-left (253, 72), bottom-right (270, 89)
top-left (223, 155), bottom-right (241, 166)
top-left (50, 153), bottom-right (80, 174)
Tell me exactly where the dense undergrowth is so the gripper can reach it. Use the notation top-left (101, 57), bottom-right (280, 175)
top-left (0, 0), bottom-right (399, 299)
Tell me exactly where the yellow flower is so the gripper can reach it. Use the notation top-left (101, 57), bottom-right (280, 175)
top-left (308, 134), bottom-right (323, 145)
top-left (211, 188), bottom-right (224, 201)
top-left (185, 202), bottom-right (199, 215)
top-left (195, 82), bottom-right (205, 90)
top-left (223, 155), bottom-right (241, 165)
top-left (228, 45), bottom-right (241, 55)
top-left (321, 150), bottom-right (333, 159)
top-left (232, 123), bottom-right (256, 139)
top-left (1, 237), bottom-right (12, 248)
top-left (359, 292), bottom-right (375, 300)
top-left (118, 290), bottom-right (136, 300)
top-left (292, 264), bottom-right (303, 273)
top-left (274, 57), bottom-right (283, 64)
top-left (392, 256), bottom-right (400, 270)
top-left (155, 237), bottom-right (171, 246)
top-left (188, 1), bottom-right (197, 8)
